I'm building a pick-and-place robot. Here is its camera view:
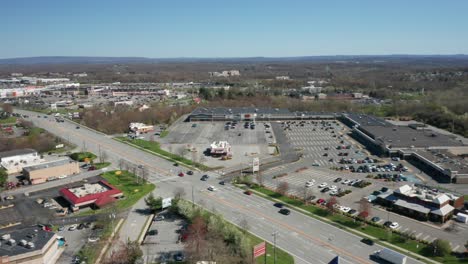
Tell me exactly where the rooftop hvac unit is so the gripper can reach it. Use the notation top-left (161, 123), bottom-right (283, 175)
top-left (19, 239), bottom-right (27, 246)
top-left (1, 234), bottom-right (11, 240)
top-left (27, 242), bottom-right (35, 249)
top-left (8, 239), bottom-right (16, 245)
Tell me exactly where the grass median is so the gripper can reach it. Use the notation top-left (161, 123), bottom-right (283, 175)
top-left (115, 137), bottom-right (213, 171)
top-left (248, 185), bottom-right (466, 264)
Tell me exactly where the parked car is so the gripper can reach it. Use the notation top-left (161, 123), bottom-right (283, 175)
top-left (77, 224), bottom-right (85, 230)
top-left (207, 186), bottom-right (216, 191)
top-left (389, 222), bottom-right (399, 229)
top-left (334, 177), bottom-right (342, 183)
top-left (187, 171), bottom-right (194, 175)
top-left (219, 180), bottom-right (225, 185)
top-left (154, 215), bottom-right (165, 221)
top-left (174, 252), bottom-right (185, 262)
top-left (371, 216), bottom-right (381, 222)
top-left (147, 230), bottom-right (158, 236)
top-left (178, 172), bottom-right (184, 177)
top-left (279, 209), bottom-right (291, 215)
top-left (75, 126), bottom-right (80, 129)
top-left (201, 175), bottom-right (209, 181)
top-left (318, 182), bottom-right (327, 188)
top-left (244, 190), bottom-right (252, 195)
top-left (68, 224), bottom-right (78, 231)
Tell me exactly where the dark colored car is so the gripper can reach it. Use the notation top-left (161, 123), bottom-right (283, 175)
top-left (174, 252), bottom-right (185, 262)
top-left (187, 171), bottom-right (194, 175)
top-left (361, 238), bottom-right (374, 246)
top-left (371, 217), bottom-right (381, 222)
top-left (279, 209), bottom-right (291, 215)
top-left (173, 163), bottom-right (179, 167)
top-left (201, 175), bottom-right (209, 181)
top-left (244, 190), bottom-right (252, 195)
top-left (77, 224), bottom-right (85, 230)
top-left (219, 180), bottom-right (225, 185)
top-left (381, 187), bottom-right (389, 192)
top-left (348, 209), bottom-right (357, 215)
top-left (383, 221), bottom-right (392, 227)
top-left (274, 202), bottom-right (284, 208)
top-left (334, 177), bottom-right (342, 183)
top-left (178, 172), bottom-right (184, 177)
top-left (147, 230), bottom-right (158, 236)
top-left (76, 126), bottom-right (80, 129)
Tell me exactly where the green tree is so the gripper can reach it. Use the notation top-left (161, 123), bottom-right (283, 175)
top-left (144, 193), bottom-right (162, 212)
top-left (0, 169), bottom-right (7, 187)
top-left (429, 239), bottom-right (452, 257)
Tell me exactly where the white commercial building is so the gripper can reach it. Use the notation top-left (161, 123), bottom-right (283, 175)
top-left (0, 149), bottom-right (42, 174)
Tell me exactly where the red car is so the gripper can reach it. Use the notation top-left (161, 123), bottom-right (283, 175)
top-left (178, 172), bottom-right (185, 177)
top-left (316, 198), bottom-right (325, 204)
top-left (244, 190), bottom-right (252, 195)
top-left (88, 166), bottom-right (96, 171)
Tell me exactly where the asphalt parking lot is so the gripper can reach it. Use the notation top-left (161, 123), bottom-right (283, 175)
top-left (141, 212), bottom-right (186, 263)
top-left (281, 120), bottom-right (371, 167)
top-left (56, 225), bottom-right (94, 264)
top-left (158, 121), bottom-right (275, 168)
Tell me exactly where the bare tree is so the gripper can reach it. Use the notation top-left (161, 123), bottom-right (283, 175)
top-left (358, 198), bottom-right (371, 219)
top-left (326, 197), bottom-right (338, 214)
top-left (118, 159), bottom-right (125, 170)
top-left (174, 187), bottom-right (186, 199)
top-left (300, 186), bottom-right (310, 203)
top-left (239, 218), bottom-right (249, 234)
top-left (184, 216), bottom-right (208, 261)
top-left (140, 166), bottom-right (149, 182)
top-left (100, 150), bottom-right (108, 163)
top-left (255, 172), bottom-right (263, 186)
top-left (276, 181), bottom-right (289, 196)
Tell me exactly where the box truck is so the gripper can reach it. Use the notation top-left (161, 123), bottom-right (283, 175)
top-left (373, 248), bottom-right (407, 264)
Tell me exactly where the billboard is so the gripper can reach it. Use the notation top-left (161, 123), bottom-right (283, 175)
top-left (252, 157), bottom-right (260, 172)
top-left (162, 197), bottom-right (172, 209)
top-left (253, 241), bottom-right (266, 258)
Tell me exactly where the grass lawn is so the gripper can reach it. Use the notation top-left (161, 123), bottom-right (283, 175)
top-left (115, 137), bottom-right (213, 171)
top-left (247, 233), bottom-right (295, 264)
top-left (69, 152), bottom-right (97, 162)
top-left (159, 130), bottom-right (169, 138)
top-left (0, 116), bottom-right (17, 124)
top-left (250, 185), bottom-right (467, 264)
top-left (101, 170), bottom-right (155, 211)
top-left (93, 162), bottom-right (111, 169)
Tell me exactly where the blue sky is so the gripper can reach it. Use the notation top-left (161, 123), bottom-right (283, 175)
top-left (1, 0), bottom-right (467, 58)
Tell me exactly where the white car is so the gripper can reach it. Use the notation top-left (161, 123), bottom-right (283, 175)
top-left (208, 186), bottom-right (216, 191)
top-left (58, 175), bottom-right (68, 179)
top-left (389, 222), bottom-right (399, 229)
top-left (318, 183), bottom-right (327, 188)
top-left (68, 224), bottom-right (78, 231)
top-left (340, 207), bottom-right (351, 213)
top-left (342, 179), bottom-right (351, 185)
top-left (329, 185), bottom-right (337, 191)
top-left (305, 181), bottom-right (314, 187)
top-left (88, 237), bottom-right (100, 242)
top-left (329, 190), bottom-right (338, 196)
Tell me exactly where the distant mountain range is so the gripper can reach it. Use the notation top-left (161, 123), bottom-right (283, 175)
top-left (0, 55), bottom-right (467, 65)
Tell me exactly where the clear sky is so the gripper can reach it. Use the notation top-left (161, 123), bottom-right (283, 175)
top-left (1, 0), bottom-right (467, 58)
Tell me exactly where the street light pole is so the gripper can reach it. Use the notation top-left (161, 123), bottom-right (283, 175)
top-left (272, 231), bottom-right (278, 264)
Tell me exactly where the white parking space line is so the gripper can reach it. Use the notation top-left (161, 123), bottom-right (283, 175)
top-left (402, 227), bottom-right (409, 233)
top-left (452, 245), bottom-right (460, 251)
top-left (415, 232), bottom-right (422, 238)
top-left (422, 235), bottom-right (430, 241)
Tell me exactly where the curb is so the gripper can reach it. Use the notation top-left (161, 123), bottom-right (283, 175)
top-left (95, 218), bottom-right (124, 263)
top-left (137, 214), bottom-right (155, 245)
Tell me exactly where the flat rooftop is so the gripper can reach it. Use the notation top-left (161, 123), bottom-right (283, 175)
top-left (22, 158), bottom-right (74, 172)
top-left (412, 149), bottom-right (468, 175)
top-left (191, 107), bottom-right (292, 116)
top-left (0, 148), bottom-right (37, 159)
top-left (360, 125), bottom-right (465, 148)
top-left (0, 227), bottom-right (56, 257)
top-left (343, 113), bottom-right (392, 127)
top-left (68, 182), bottom-right (111, 197)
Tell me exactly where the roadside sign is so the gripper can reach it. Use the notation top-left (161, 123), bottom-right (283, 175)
top-left (252, 157), bottom-right (260, 172)
top-left (253, 241), bottom-right (266, 258)
top-left (162, 198), bottom-right (172, 209)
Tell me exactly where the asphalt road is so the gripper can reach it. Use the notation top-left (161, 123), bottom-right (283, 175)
top-left (15, 110), bottom-right (426, 264)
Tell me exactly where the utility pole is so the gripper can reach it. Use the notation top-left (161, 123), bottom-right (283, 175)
top-left (191, 185), bottom-right (195, 208)
top-left (272, 231), bottom-right (278, 264)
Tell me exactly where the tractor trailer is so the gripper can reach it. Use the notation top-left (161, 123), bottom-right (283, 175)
top-left (373, 248), bottom-right (407, 264)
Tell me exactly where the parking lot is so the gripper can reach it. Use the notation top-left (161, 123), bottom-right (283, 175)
top-left (141, 212), bottom-right (186, 263)
top-left (281, 120), bottom-right (372, 167)
top-left (158, 121), bottom-right (276, 168)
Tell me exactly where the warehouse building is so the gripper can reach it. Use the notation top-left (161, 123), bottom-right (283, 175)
top-left (0, 227), bottom-right (63, 264)
top-left (23, 158), bottom-right (80, 185)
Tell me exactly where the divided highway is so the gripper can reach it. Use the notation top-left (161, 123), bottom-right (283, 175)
top-left (15, 110), bottom-right (426, 264)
